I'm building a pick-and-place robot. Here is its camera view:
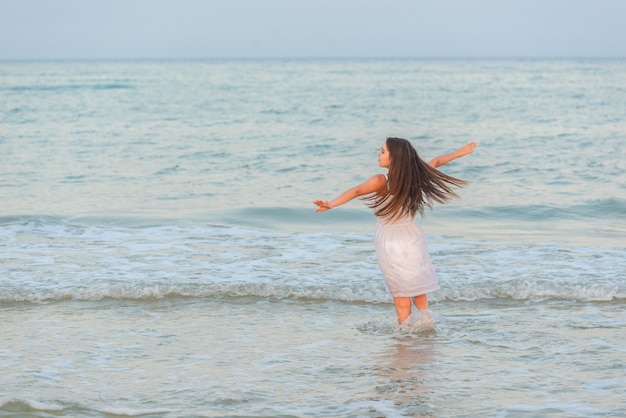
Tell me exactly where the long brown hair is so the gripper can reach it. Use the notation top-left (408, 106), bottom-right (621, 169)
top-left (368, 137), bottom-right (468, 219)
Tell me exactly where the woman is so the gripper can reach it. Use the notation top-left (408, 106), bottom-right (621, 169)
top-left (314, 138), bottom-right (476, 324)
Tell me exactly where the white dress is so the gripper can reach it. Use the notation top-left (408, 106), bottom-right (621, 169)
top-left (374, 181), bottom-right (440, 298)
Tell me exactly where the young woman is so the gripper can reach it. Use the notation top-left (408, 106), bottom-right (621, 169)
top-left (314, 138), bottom-right (476, 324)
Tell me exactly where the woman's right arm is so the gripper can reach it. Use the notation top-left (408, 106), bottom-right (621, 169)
top-left (313, 174), bottom-right (386, 212)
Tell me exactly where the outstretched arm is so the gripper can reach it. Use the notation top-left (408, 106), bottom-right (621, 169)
top-left (428, 142), bottom-right (477, 168)
top-left (313, 174), bottom-right (386, 212)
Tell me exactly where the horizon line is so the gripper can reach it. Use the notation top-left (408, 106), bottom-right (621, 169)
top-left (1, 55), bottom-right (625, 63)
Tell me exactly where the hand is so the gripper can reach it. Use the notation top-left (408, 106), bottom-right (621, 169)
top-left (313, 199), bottom-right (332, 212)
top-left (456, 142), bottom-right (477, 157)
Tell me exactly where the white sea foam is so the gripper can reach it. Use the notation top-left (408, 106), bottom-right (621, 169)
top-left (359, 310), bottom-right (436, 335)
top-left (2, 219), bottom-right (625, 304)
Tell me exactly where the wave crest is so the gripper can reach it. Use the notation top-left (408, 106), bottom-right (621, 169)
top-left (2, 279), bottom-right (622, 305)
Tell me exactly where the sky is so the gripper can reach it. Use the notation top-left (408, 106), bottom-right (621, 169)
top-left (1, 0), bottom-right (625, 60)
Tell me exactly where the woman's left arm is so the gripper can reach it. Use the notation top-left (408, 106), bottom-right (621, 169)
top-left (428, 142), bottom-right (477, 168)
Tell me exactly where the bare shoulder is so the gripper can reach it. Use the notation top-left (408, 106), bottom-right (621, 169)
top-left (361, 174), bottom-right (387, 193)
top-left (354, 173), bottom-right (387, 195)
top-left (368, 173), bottom-right (387, 186)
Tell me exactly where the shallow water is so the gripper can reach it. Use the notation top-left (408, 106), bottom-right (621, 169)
top-left (3, 299), bottom-right (624, 417)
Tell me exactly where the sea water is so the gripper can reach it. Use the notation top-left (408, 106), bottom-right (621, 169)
top-left (1, 59), bottom-right (625, 417)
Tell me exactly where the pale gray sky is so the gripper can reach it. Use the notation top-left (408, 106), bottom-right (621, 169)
top-left (1, 0), bottom-right (625, 59)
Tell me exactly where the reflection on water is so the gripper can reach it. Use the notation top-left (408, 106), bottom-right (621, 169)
top-left (371, 335), bottom-right (438, 415)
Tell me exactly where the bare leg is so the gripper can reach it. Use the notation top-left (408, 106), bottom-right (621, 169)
top-left (393, 297), bottom-right (412, 324)
top-left (412, 294), bottom-right (428, 310)
top-left (394, 294), bottom-right (429, 324)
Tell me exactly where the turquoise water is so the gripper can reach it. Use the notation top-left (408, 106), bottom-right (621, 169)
top-left (1, 59), bottom-right (625, 417)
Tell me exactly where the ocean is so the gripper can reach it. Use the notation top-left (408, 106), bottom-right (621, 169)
top-left (1, 58), bottom-right (625, 417)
